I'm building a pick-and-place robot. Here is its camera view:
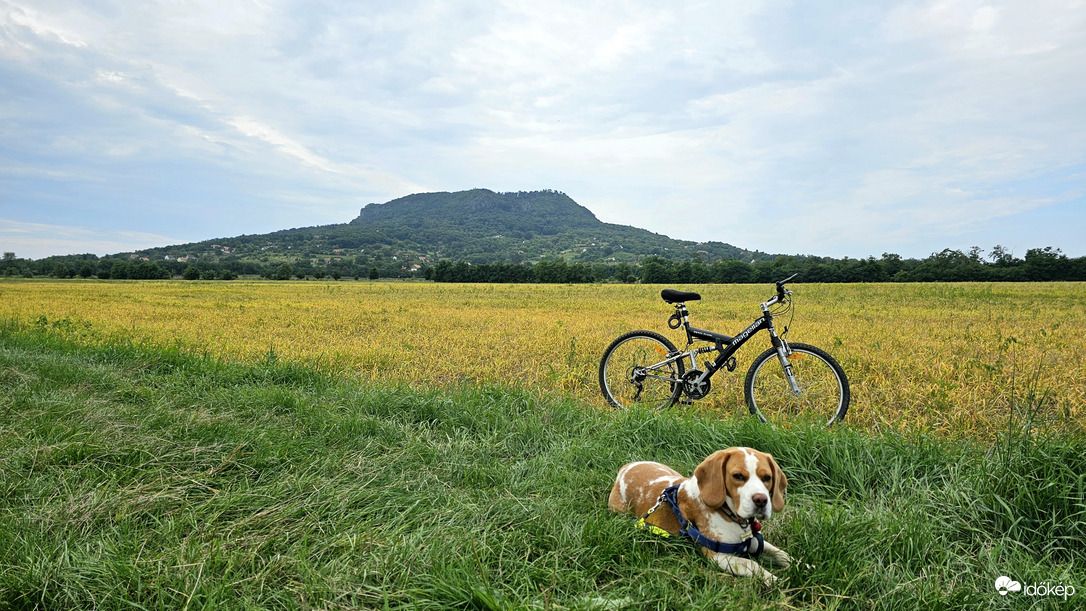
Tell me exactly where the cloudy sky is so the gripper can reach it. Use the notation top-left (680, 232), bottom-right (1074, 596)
top-left (2, 0), bottom-right (1084, 261)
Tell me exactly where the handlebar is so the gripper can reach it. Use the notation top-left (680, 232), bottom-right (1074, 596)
top-left (760, 273), bottom-right (797, 310)
top-left (775, 273), bottom-right (798, 300)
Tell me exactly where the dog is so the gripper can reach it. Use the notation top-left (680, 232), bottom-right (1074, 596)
top-left (608, 447), bottom-right (791, 584)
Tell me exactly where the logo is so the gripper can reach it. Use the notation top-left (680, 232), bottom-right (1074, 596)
top-left (995, 576), bottom-right (1021, 596)
top-left (996, 575), bottom-right (1076, 601)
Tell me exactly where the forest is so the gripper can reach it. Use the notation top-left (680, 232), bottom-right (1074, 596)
top-left (428, 247), bottom-right (1085, 283)
top-left (3, 245), bottom-right (1083, 284)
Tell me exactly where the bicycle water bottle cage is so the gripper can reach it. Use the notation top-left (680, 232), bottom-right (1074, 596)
top-left (661, 289), bottom-right (701, 303)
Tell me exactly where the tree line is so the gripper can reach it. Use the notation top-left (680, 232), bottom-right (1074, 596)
top-left (0, 253), bottom-right (361, 281)
top-left (428, 247), bottom-right (1086, 284)
top-left (3, 246), bottom-right (1084, 283)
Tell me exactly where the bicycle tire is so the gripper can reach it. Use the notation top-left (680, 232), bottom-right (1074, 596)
top-left (599, 331), bottom-right (685, 410)
top-left (744, 342), bottom-right (850, 426)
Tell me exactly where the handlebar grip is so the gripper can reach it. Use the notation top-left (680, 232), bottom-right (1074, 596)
top-left (775, 273), bottom-right (797, 299)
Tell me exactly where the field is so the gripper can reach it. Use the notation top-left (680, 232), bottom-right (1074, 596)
top-left (1, 280), bottom-right (1085, 609)
top-left (0, 280), bottom-right (1083, 437)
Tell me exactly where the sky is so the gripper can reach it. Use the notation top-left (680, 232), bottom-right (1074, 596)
top-left (2, 0), bottom-right (1084, 261)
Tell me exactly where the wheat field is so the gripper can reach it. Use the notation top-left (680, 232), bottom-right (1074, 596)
top-left (1, 279), bottom-right (1082, 437)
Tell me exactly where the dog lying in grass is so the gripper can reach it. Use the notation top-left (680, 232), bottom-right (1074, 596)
top-left (609, 447), bottom-right (792, 585)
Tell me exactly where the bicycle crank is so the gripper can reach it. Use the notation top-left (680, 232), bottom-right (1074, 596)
top-left (682, 370), bottom-right (712, 400)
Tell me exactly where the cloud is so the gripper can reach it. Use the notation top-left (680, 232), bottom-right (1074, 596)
top-left (1, 0), bottom-right (1084, 259)
top-left (0, 218), bottom-right (183, 259)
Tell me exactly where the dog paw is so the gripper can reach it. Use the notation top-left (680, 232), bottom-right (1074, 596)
top-left (768, 549), bottom-right (792, 569)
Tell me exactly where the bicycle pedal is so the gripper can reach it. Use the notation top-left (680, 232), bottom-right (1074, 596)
top-left (678, 398), bottom-right (694, 405)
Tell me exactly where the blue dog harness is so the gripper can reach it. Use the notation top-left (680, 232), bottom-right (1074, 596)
top-left (639, 484), bottom-right (765, 558)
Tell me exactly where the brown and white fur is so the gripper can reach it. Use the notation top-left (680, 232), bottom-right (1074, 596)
top-left (608, 447), bottom-right (791, 584)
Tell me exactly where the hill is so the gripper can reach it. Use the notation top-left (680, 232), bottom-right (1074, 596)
top-left (132, 189), bottom-right (771, 276)
top-left (12, 189), bottom-right (1084, 283)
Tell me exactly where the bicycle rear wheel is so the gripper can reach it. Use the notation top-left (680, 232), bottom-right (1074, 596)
top-left (599, 331), bottom-right (685, 410)
top-left (744, 343), bottom-right (850, 426)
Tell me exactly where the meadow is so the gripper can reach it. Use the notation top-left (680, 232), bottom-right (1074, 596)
top-left (0, 280), bottom-right (1083, 437)
top-left (1, 280), bottom-right (1085, 609)
top-left (1, 323), bottom-right (1083, 610)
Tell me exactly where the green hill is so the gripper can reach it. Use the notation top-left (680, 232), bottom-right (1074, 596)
top-left (134, 189), bottom-right (770, 276)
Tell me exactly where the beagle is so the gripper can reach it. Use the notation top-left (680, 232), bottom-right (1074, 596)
top-left (608, 447), bottom-right (791, 584)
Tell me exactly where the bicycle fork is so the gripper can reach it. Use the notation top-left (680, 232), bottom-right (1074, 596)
top-left (769, 325), bottom-right (802, 396)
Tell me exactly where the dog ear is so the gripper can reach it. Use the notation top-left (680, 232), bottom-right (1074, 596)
top-left (767, 453), bottom-right (787, 513)
top-left (694, 449), bottom-right (732, 508)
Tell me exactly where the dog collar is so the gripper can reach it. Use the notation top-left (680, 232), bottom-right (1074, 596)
top-left (720, 503), bottom-right (762, 533)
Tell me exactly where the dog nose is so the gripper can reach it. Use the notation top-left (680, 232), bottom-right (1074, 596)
top-left (752, 494), bottom-right (768, 508)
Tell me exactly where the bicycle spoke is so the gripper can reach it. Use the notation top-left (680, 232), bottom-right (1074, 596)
top-left (599, 332), bottom-right (683, 410)
top-left (745, 344), bottom-right (849, 427)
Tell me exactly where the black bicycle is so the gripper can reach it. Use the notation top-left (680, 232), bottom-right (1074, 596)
top-left (598, 274), bottom-right (850, 426)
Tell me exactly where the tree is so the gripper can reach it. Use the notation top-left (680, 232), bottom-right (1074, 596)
top-left (614, 262), bottom-right (635, 283)
top-left (639, 256), bottom-right (671, 284)
top-left (369, 267), bottom-right (380, 280)
top-left (51, 262), bottom-right (74, 278)
top-left (880, 253), bottom-right (905, 277)
top-left (183, 265), bottom-right (201, 280)
top-left (988, 245), bottom-right (1016, 267)
top-left (711, 259), bottom-right (752, 284)
top-left (110, 260), bottom-right (131, 280)
top-left (275, 263), bottom-right (293, 280)
top-left (1023, 247), bottom-right (1069, 281)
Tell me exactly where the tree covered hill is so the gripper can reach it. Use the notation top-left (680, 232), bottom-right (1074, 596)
top-left (132, 189), bottom-right (771, 274)
top-left (7, 189), bottom-right (1083, 282)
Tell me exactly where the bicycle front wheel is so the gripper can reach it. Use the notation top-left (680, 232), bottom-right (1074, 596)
top-left (599, 331), bottom-right (685, 410)
top-left (744, 343), bottom-right (850, 426)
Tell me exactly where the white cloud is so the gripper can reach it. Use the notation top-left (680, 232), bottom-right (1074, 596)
top-left (0, 0), bottom-right (1083, 259)
top-left (0, 218), bottom-right (184, 259)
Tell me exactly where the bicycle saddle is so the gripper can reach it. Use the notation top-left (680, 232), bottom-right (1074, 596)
top-left (661, 289), bottom-right (701, 303)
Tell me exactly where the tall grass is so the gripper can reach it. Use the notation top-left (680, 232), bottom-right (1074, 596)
top-left (2, 280), bottom-right (1084, 437)
top-left (1, 324), bottom-right (1083, 609)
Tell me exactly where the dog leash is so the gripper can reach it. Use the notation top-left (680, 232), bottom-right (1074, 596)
top-left (637, 484), bottom-right (764, 558)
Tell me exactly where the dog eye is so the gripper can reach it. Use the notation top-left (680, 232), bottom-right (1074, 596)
top-left (762, 475), bottom-right (772, 483)
top-left (732, 473), bottom-right (746, 481)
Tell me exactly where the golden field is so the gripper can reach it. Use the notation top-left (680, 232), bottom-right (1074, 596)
top-left (1, 279), bottom-right (1083, 437)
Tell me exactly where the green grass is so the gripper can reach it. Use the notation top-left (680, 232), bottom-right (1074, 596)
top-left (1, 323), bottom-right (1083, 610)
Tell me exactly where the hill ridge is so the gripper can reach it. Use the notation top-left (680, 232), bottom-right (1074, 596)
top-left (126, 188), bottom-right (771, 277)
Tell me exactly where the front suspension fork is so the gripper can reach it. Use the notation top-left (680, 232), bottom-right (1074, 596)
top-left (773, 338), bottom-right (801, 395)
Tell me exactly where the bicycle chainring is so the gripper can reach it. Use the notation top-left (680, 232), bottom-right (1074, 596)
top-left (682, 370), bottom-right (711, 400)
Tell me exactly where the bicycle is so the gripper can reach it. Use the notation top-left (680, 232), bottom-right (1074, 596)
top-left (598, 274), bottom-right (850, 426)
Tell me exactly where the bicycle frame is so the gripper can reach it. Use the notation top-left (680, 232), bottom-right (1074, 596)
top-left (661, 294), bottom-right (801, 398)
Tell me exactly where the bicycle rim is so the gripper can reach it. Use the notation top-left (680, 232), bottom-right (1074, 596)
top-left (601, 334), bottom-right (683, 410)
top-left (746, 346), bottom-right (847, 426)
